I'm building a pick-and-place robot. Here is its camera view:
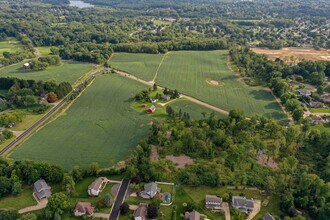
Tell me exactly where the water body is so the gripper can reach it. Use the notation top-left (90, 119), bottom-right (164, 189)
top-left (69, 0), bottom-right (94, 8)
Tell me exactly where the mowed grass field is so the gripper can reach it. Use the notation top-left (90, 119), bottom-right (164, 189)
top-left (0, 38), bottom-right (24, 57)
top-left (110, 53), bottom-right (164, 81)
top-left (11, 74), bottom-right (151, 169)
top-left (0, 61), bottom-right (94, 84)
top-left (156, 51), bottom-right (284, 118)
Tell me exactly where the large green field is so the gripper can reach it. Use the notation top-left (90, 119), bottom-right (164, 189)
top-left (109, 51), bottom-right (285, 119)
top-left (110, 53), bottom-right (164, 81)
top-left (0, 38), bottom-right (24, 57)
top-left (0, 61), bottom-right (94, 84)
top-left (156, 51), bottom-right (284, 119)
top-left (11, 74), bottom-right (151, 169)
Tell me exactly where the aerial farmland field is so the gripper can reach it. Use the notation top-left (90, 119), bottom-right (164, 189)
top-left (0, 38), bottom-right (24, 57)
top-left (0, 61), bottom-right (94, 84)
top-left (110, 53), bottom-right (164, 81)
top-left (11, 74), bottom-right (151, 169)
top-left (156, 51), bottom-right (285, 119)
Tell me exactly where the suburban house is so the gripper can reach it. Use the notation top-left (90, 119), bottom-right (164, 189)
top-left (88, 177), bottom-right (108, 196)
top-left (297, 89), bottom-right (311, 96)
top-left (205, 195), bottom-right (222, 211)
top-left (74, 202), bottom-right (94, 217)
top-left (263, 213), bottom-right (275, 220)
top-left (33, 179), bottom-right (52, 200)
top-left (133, 204), bottom-right (148, 220)
top-left (146, 105), bottom-right (156, 114)
top-left (161, 95), bottom-right (171, 101)
top-left (23, 63), bottom-right (30, 69)
top-left (309, 101), bottom-right (324, 108)
top-left (232, 196), bottom-right (254, 213)
top-left (185, 210), bottom-right (205, 220)
top-left (140, 182), bottom-right (160, 199)
top-left (320, 93), bottom-right (330, 103)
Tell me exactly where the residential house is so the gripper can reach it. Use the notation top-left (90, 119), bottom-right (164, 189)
top-left (146, 105), bottom-right (156, 113)
top-left (74, 202), bottom-right (94, 217)
top-left (161, 95), bottom-right (171, 101)
top-left (310, 115), bottom-right (324, 125)
top-left (205, 195), bottom-right (222, 211)
top-left (263, 213), bottom-right (275, 220)
top-left (297, 89), bottom-right (311, 96)
top-left (309, 102), bottom-right (324, 108)
top-left (133, 204), bottom-right (147, 220)
top-left (88, 177), bottom-right (107, 196)
top-left (185, 210), bottom-right (204, 220)
top-left (232, 196), bottom-right (254, 213)
top-left (33, 179), bottom-right (52, 200)
top-left (140, 182), bottom-right (160, 199)
top-left (320, 93), bottom-right (330, 103)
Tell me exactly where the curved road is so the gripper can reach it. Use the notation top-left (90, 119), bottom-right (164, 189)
top-left (0, 70), bottom-right (104, 156)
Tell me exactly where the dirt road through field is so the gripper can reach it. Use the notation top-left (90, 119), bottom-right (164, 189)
top-left (115, 69), bottom-right (229, 115)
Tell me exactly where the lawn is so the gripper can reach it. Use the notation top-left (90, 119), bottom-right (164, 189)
top-left (0, 61), bottom-right (94, 84)
top-left (36, 46), bottom-right (52, 56)
top-left (169, 99), bottom-right (226, 120)
top-left (68, 177), bottom-right (117, 212)
top-left (109, 53), bottom-right (164, 81)
top-left (0, 37), bottom-right (24, 57)
top-left (0, 186), bottom-right (36, 211)
top-left (183, 186), bottom-right (282, 219)
top-left (156, 51), bottom-right (285, 119)
top-left (309, 108), bottom-right (330, 113)
top-left (10, 74), bottom-right (151, 169)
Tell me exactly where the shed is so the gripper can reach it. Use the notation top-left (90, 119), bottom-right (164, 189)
top-left (146, 105), bottom-right (156, 113)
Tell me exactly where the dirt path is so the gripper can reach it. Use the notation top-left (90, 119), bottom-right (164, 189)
top-left (18, 194), bottom-right (47, 214)
top-left (221, 202), bottom-right (231, 220)
top-left (151, 52), bottom-right (170, 82)
top-left (247, 200), bottom-right (261, 220)
top-left (116, 69), bottom-right (229, 115)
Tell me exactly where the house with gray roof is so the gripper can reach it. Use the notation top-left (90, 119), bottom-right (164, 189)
top-left (33, 179), bottom-right (51, 200)
top-left (297, 89), bottom-right (311, 96)
top-left (140, 182), bottom-right (160, 199)
top-left (232, 196), bottom-right (254, 213)
top-left (88, 177), bottom-right (107, 196)
top-left (263, 213), bottom-right (275, 220)
top-left (205, 195), bottom-right (222, 210)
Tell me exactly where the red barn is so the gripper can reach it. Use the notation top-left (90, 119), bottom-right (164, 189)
top-left (146, 105), bottom-right (156, 113)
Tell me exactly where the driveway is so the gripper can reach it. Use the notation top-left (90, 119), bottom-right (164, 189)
top-left (247, 200), bottom-right (261, 220)
top-left (221, 202), bottom-right (231, 220)
top-left (18, 193), bottom-right (48, 214)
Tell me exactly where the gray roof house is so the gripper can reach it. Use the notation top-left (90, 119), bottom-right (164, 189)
top-left (297, 89), bottom-right (311, 96)
top-left (161, 95), bottom-right (171, 101)
top-left (263, 213), bottom-right (275, 220)
top-left (33, 179), bottom-right (51, 200)
top-left (232, 196), bottom-right (254, 213)
top-left (140, 182), bottom-right (160, 199)
top-left (205, 195), bottom-right (222, 210)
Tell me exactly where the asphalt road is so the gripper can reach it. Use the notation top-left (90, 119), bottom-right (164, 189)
top-left (109, 179), bottom-right (130, 220)
top-left (0, 69), bottom-right (104, 156)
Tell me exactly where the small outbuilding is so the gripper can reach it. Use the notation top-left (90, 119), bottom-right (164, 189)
top-left (33, 179), bottom-right (52, 200)
top-left (23, 63), bottom-right (30, 69)
top-left (146, 105), bottom-right (156, 113)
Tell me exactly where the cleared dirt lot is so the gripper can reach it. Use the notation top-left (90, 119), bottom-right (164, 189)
top-left (252, 47), bottom-right (330, 62)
